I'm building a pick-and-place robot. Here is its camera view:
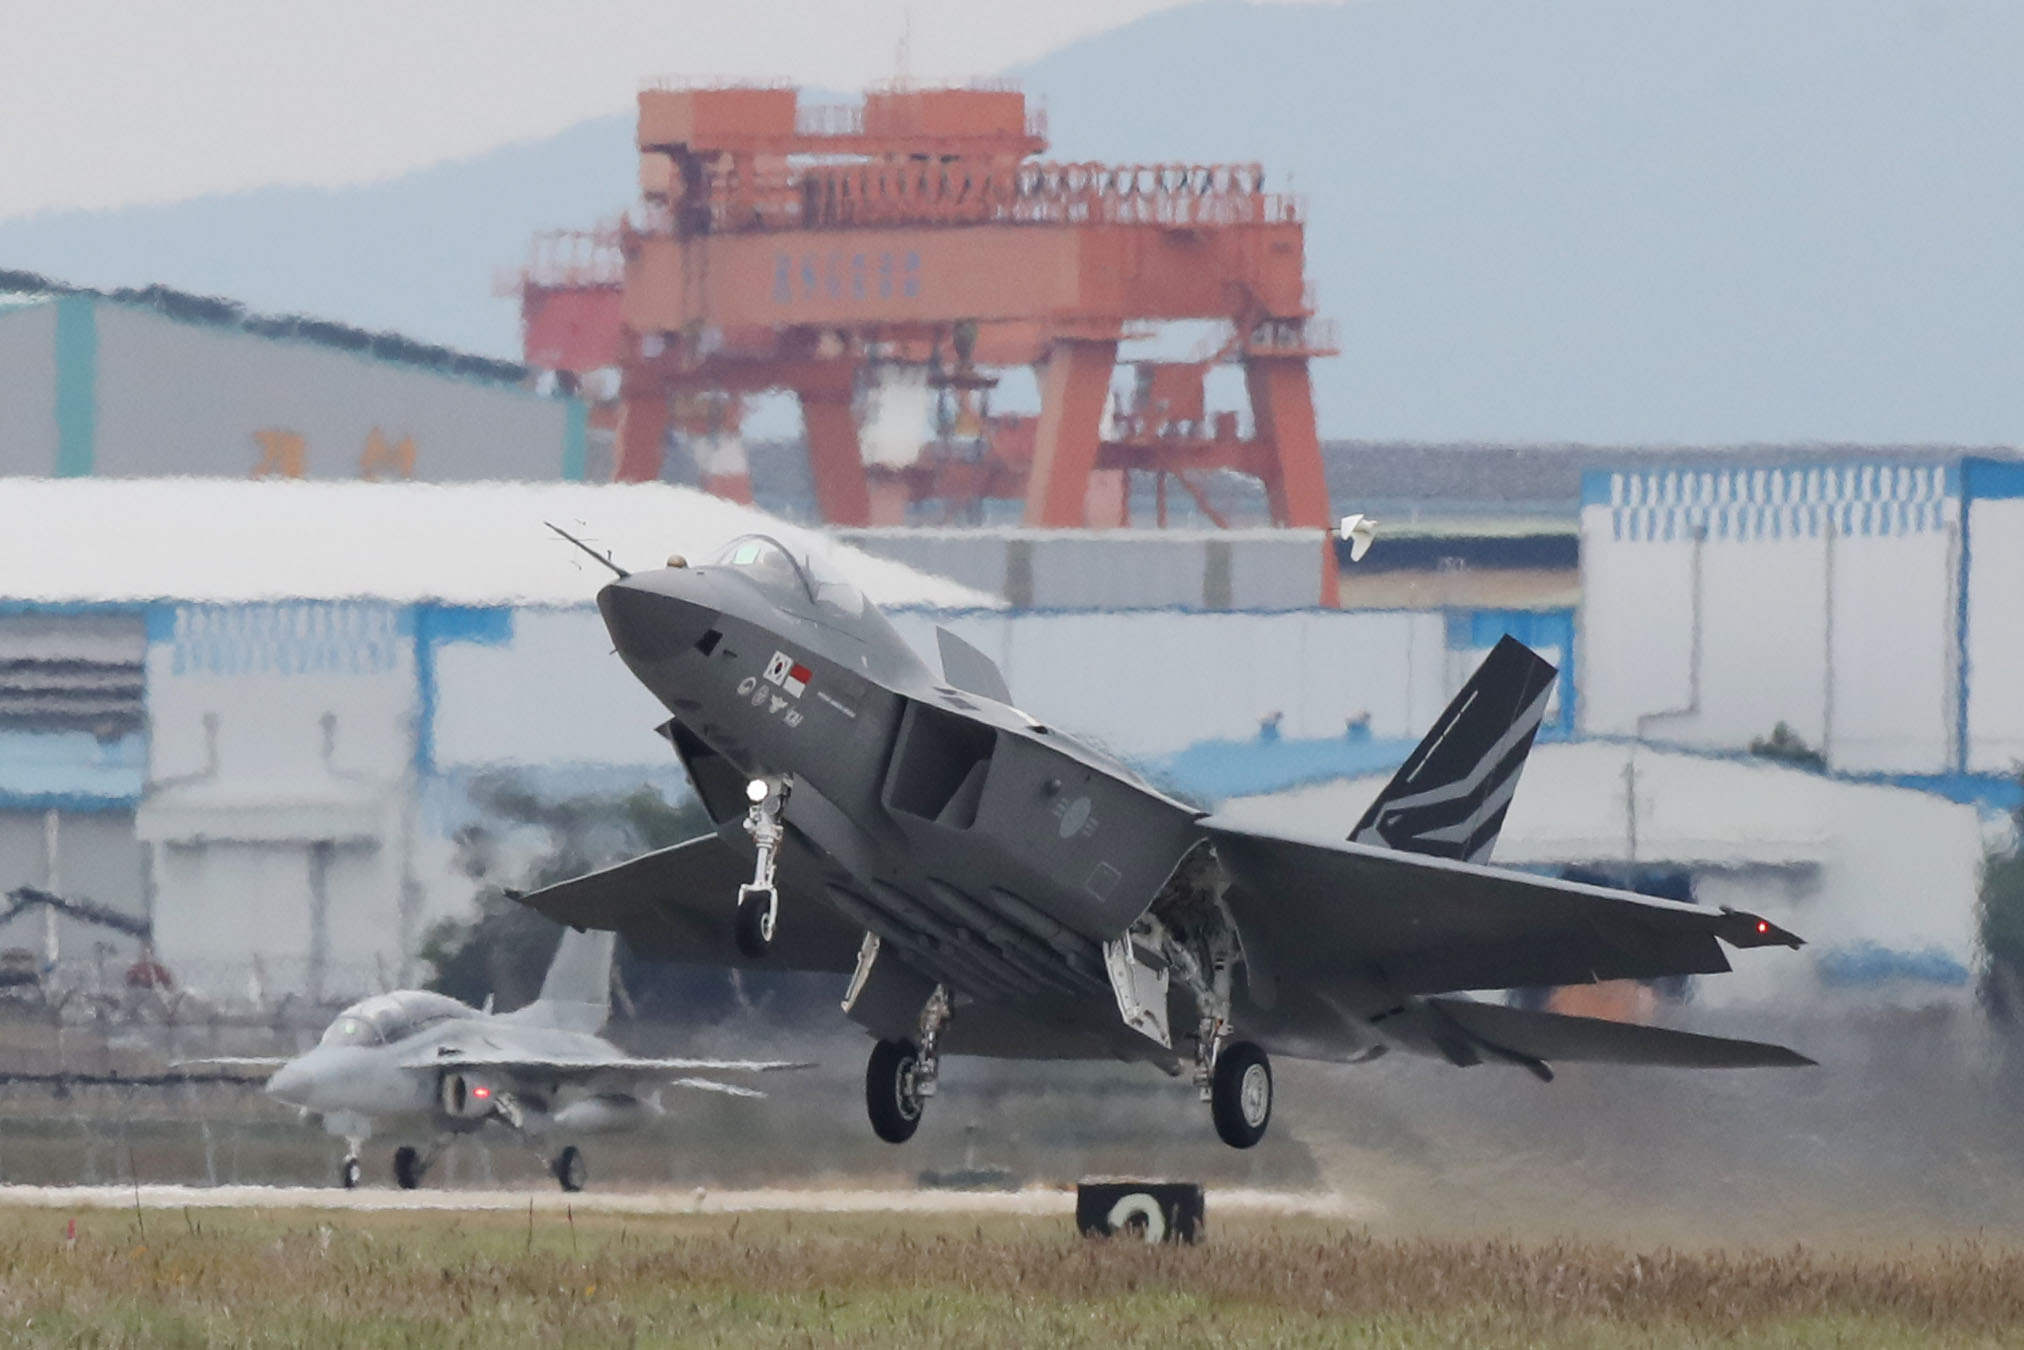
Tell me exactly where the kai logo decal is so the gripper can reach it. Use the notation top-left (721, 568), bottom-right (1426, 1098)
top-left (764, 651), bottom-right (812, 698)
top-left (1054, 796), bottom-right (1100, 840)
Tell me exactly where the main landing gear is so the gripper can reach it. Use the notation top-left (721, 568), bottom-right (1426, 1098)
top-left (550, 1145), bottom-right (587, 1193)
top-left (393, 1143), bottom-right (431, 1190)
top-left (390, 1137), bottom-right (584, 1192)
top-left (1139, 876), bottom-right (1274, 1150)
top-left (1207, 1041), bottom-right (1273, 1149)
top-left (735, 777), bottom-right (790, 958)
top-left (866, 984), bottom-right (951, 1144)
top-left (1188, 986), bottom-right (1272, 1149)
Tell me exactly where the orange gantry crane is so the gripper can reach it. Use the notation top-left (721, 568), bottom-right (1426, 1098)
top-left (513, 82), bottom-right (1339, 600)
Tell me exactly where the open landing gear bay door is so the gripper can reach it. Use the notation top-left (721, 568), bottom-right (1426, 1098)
top-left (512, 833), bottom-right (862, 973)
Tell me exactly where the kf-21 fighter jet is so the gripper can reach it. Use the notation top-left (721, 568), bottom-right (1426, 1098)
top-left (518, 530), bottom-right (1811, 1151)
top-left (228, 926), bottom-right (805, 1190)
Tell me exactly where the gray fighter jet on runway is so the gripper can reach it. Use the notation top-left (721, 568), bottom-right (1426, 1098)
top-left (240, 927), bottom-right (804, 1190)
top-left (518, 531), bottom-right (1810, 1151)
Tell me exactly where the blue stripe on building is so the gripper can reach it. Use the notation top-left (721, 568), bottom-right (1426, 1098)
top-left (561, 399), bottom-right (589, 482)
top-left (412, 606), bottom-right (515, 777)
top-left (1584, 463), bottom-right (1957, 542)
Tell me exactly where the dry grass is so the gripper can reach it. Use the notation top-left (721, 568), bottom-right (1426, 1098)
top-left (0, 1205), bottom-right (2020, 1347)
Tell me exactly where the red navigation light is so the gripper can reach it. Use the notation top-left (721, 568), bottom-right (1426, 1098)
top-left (1756, 921), bottom-right (1770, 934)
top-left (473, 1085), bottom-right (492, 1100)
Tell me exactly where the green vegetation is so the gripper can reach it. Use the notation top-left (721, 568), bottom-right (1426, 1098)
top-left (1747, 722), bottom-right (1827, 772)
top-left (1977, 769), bottom-right (2024, 1019)
top-left (1, 1206), bottom-right (2020, 1348)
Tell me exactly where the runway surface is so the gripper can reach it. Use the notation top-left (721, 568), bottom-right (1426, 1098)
top-left (0, 1182), bottom-right (1376, 1219)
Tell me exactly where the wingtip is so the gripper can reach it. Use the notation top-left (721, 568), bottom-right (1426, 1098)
top-left (1719, 906), bottom-right (1806, 950)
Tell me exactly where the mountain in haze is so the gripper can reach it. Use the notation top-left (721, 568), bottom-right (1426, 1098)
top-left (4, 0), bottom-right (2021, 444)
top-left (0, 114), bottom-right (635, 358)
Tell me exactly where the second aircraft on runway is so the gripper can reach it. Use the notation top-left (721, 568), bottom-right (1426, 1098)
top-left (208, 926), bottom-right (805, 1190)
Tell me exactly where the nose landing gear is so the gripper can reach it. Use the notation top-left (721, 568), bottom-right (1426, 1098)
top-left (735, 777), bottom-right (790, 959)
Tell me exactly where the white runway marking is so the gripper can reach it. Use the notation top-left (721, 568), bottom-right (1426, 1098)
top-left (0, 1183), bottom-right (1375, 1220)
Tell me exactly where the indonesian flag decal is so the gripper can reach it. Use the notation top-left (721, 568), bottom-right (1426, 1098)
top-left (764, 650), bottom-right (812, 698)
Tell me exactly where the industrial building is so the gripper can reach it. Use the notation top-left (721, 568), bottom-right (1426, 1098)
top-left (1578, 455), bottom-right (2024, 783)
top-left (0, 274), bottom-right (588, 482)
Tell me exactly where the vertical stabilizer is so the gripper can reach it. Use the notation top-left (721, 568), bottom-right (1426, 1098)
top-left (1350, 636), bottom-right (1556, 864)
top-left (502, 926), bottom-right (615, 1032)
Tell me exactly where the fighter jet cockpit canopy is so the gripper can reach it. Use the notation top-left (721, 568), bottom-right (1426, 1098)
top-left (320, 990), bottom-right (470, 1047)
top-left (711, 534), bottom-right (866, 620)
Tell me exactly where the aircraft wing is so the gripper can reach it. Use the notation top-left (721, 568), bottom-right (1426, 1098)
top-left (511, 833), bottom-right (862, 972)
top-left (1206, 819), bottom-right (1803, 997)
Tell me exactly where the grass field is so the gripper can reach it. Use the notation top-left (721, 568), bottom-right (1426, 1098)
top-left (1, 1204), bottom-right (2021, 1348)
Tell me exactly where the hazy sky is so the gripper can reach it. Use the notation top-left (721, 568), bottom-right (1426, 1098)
top-left (0, 0), bottom-right (1299, 222)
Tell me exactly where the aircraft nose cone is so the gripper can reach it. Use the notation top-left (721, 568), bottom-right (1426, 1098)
top-left (598, 574), bottom-right (718, 664)
top-left (264, 1058), bottom-right (312, 1105)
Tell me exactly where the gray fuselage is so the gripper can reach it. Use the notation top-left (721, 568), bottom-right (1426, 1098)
top-left (597, 546), bottom-right (1285, 1066)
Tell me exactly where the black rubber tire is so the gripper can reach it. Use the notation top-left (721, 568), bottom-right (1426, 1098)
top-left (339, 1157), bottom-right (362, 1190)
top-left (865, 1038), bottom-right (924, 1144)
top-left (1210, 1041), bottom-right (1272, 1149)
top-left (734, 890), bottom-right (773, 959)
top-left (553, 1145), bottom-right (586, 1193)
top-left (392, 1145), bottom-right (423, 1190)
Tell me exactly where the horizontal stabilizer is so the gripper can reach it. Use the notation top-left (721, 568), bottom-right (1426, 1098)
top-left (1428, 996), bottom-right (1815, 1069)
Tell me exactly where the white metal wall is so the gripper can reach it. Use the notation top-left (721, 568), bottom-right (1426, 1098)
top-left (1580, 464), bottom-right (1959, 773)
top-left (135, 602), bottom-right (420, 991)
top-left (431, 607), bottom-right (671, 769)
top-left (1967, 493), bottom-right (2024, 773)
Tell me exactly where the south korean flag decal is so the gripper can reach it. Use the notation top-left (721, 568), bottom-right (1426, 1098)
top-left (763, 651), bottom-right (812, 698)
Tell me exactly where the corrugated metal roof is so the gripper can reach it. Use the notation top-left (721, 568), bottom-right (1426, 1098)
top-left (0, 479), bottom-right (1000, 609)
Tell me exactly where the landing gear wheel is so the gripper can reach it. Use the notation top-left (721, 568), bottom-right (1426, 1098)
top-left (1210, 1041), bottom-right (1272, 1149)
top-left (339, 1156), bottom-right (361, 1190)
top-left (866, 1038), bottom-right (925, 1144)
top-left (392, 1145), bottom-right (424, 1190)
top-left (551, 1145), bottom-right (586, 1193)
top-left (734, 887), bottom-right (775, 959)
